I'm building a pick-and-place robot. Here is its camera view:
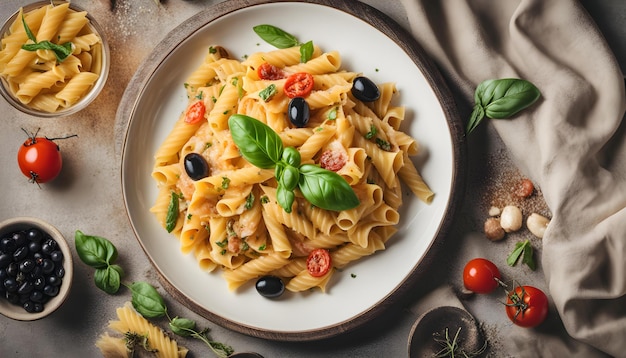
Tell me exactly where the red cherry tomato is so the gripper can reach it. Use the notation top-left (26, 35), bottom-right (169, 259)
top-left (184, 101), bottom-right (206, 124)
top-left (463, 258), bottom-right (501, 294)
top-left (505, 285), bottom-right (549, 327)
top-left (306, 248), bottom-right (331, 277)
top-left (257, 62), bottom-right (285, 80)
top-left (17, 136), bottom-right (62, 184)
top-left (284, 72), bottom-right (314, 98)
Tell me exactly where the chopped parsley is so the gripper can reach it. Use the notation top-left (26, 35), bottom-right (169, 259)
top-left (244, 192), bottom-right (255, 210)
top-left (376, 138), bottom-right (391, 151)
top-left (221, 176), bottom-right (231, 189)
top-left (365, 124), bottom-right (377, 139)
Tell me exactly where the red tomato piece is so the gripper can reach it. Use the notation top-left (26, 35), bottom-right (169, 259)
top-left (306, 248), bottom-right (332, 277)
top-left (17, 137), bottom-right (62, 183)
top-left (284, 72), bottom-right (314, 98)
top-left (462, 258), bottom-right (501, 294)
top-left (184, 101), bottom-right (206, 124)
top-left (505, 285), bottom-right (549, 327)
top-left (257, 62), bottom-right (286, 80)
top-left (319, 150), bottom-right (347, 172)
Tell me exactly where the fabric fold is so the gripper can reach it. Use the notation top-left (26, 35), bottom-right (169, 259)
top-left (400, 0), bottom-right (626, 356)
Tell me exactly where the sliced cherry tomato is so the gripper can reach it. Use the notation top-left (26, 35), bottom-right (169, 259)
top-left (17, 136), bottom-right (62, 184)
top-left (284, 72), bottom-right (314, 98)
top-left (306, 248), bottom-right (331, 277)
top-left (184, 101), bottom-right (206, 124)
top-left (257, 62), bottom-right (285, 80)
top-left (505, 285), bottom-right (549, 327)
top-left (462, 258), bottom-right (501, 294)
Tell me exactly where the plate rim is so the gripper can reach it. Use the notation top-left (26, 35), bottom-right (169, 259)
top-left (116, 0), bottom-right (466, 342)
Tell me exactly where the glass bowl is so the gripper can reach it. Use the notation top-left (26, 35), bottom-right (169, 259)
top-left (0, 1), bottom-right (110, 117)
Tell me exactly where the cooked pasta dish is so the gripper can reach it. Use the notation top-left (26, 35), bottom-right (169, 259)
top-left (150, 43), bottom-right (433, 294)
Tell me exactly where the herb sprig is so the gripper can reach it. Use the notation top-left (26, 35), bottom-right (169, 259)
top-left (20, 15), bottom-right (72, 62)
top-left (75, 231), bottom-right (234, 357)
top-left (228, 114), bottom-right (359, 213)
top-left (253, 24), bottom-right (314, 63)
top-left (466, 78), bottom-right (541, 134)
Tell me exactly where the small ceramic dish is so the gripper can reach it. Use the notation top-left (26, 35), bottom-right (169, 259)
top-left (0, 1), bottom-right (110, 117)
top-left (408, 306), bottom-right (486, 358)
top-left (0, 217), bottom-right (73, 320)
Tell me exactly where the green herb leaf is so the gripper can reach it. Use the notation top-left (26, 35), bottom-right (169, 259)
top-left (259, 84), bottom-right (277, 102)
top-left (21, 15), bottom-right (36, 42)
top-left (165, 191), bottom-right (181, 233)
top-left (276, 183), bottom-right (295, 213)
top-left (300, 40), bottom-right (314, 63)
top-left (466, 78), bottom-right (541, 134)
top-left (74, 230), bottom-right (118, 269)
top-left (169, 317), bottom-right (196, 337)
top-left (94, 265), bottom-right (123, 294)
top-left (299, 164), bottom-right (360, 211)
top-left (228, 114), bottom-right (283, 168)
top-left (507, 239), bottom-right (536, 270)
top-left (253, 24), bottom-right (299, 49)
top-left (129, 282), bottom-right (167, 318)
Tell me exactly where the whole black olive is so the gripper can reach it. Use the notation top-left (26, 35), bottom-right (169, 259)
top-left (255, 275), bottom-right (285, 298)
top-left (288, 97), bottom-right (310, 128)
top-left (184, 153), bottom-right (210, 180)
top-left (351, 76), bottom-right (380, 102)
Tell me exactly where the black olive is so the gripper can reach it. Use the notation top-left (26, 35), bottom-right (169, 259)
top-left (184, 153), bottom-right (210, 180)
top-left (351, 76), bottom-right (380, 102)
top-left (255, 275), bottom-right (285, 298)
top-left (288, 97), bottom-right (310, 128)
top-left (0, 253), bottom-right (11, 269)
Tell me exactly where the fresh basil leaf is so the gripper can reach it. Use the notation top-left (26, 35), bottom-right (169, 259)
top-left (253, 24), bottom-right (299, 49)
top-left (480, 79), bottom-right (541, 119)
top-left (281, 146), bottom-right (301, 167)
top-left (280, 165), bottom-right (300, 192)
top-left (170, 317), bottom-right (196, 337)
top-left (75, 230), bottom-right (118, 269)
top-left (94, 265), bottom-right (122, 294)
top-left (300, 40), bottom-right (314, 63)
top-left (228, 114), bottom-right (283, 168)
top-left (298, 164), bottom-right (359, 211)
top-left (165, 191), bottom-right (180, 233)
top-left (129, 282), bottom-right (167, 318)
top-left (466, 78), bottom-right (540, 134)
top-left (21, 15), bottom-right (36, 42)
top-left (276, 183), bottom-right (295, 213)
top-left (506, 241), bottom-right (525, 267)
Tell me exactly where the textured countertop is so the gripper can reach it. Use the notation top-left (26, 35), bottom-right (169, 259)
top-left (0, 1), bottom-right (624, 357)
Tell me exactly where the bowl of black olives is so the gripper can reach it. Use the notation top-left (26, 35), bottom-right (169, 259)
top-left (0, 217), bottom-right (73, 320)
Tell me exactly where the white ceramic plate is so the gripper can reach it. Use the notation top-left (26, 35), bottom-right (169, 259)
top-left (119, 0), bottom-right (463, 341)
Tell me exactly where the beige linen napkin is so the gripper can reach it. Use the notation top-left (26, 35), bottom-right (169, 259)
top-left (400, 0), bottom-right (626, 356)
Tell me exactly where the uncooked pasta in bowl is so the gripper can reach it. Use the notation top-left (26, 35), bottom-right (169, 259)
top-left (0, 1), bottom-right (109, 117)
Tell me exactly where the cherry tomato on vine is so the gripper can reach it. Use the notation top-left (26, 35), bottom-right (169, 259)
top-left (17, 133), bottom-right (62, 184)
top-left (184, 100), bottom-right (206, 124)
top-left (505, 285), bottom-right (549, 328)
top-left (257, 62), bottom-right (285, 80)
top-left (463, 258), bottom-right (501, 294)
top-left (284, 72), bottom-right (314, 98)
top-left (306, 248), bottom-right (331, 277)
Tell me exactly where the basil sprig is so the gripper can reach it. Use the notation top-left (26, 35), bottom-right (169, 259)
top-left (466, 78), bottom-right (541, 134)
top-left (21, 15), bottom-right (73, 62)
top-left (74, 231), bottom-right (235, 357)
top-left (506, 239), bottom-right (536, 270)
top-left (228, 114), bottom-right (360, 213)
top-left (253, 24), bottom-right (314, 63)
top-left (75, 230), bottom-right (124, 294)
